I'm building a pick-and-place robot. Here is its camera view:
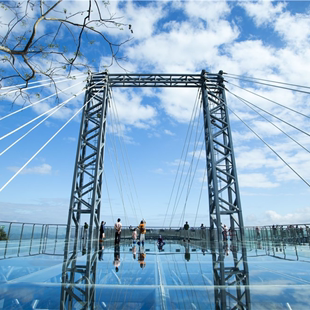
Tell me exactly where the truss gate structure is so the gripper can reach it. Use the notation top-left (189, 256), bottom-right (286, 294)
top-left (61, 71), bottom-right (250, 309)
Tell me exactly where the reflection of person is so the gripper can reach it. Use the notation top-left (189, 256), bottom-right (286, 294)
top-left (256, 226), bottom-right (260, 239)
top-left (224, 243), bottom-right (229, 256)
top-left (157, 235), bottom-right (165, 251)
top-left (200, 223), bottom-right (206, 239)
top-left (138, 246), bottom-right (146, 269)
top-left (138, 220), bottom-right (146, 246)
top-left (184, 243), bottom-right (190, 261)
top-left (183, 221), bottom-right (190, 241)
top-left (114, 218), bottom-right (122, 245)
top-left (132, 245), bottom-right (136, 260)
top-left (113, 245), bottom-right (121, 272)
top-left (99, 244), bottom-right (104, 261)
top-left (132, 228), bottom-right (137, 244)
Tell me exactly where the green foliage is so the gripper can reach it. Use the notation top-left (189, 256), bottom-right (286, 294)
top-left (48, 44), bottom-right (59, 48)
top-left (0, 227), bottom-right (8, 241)
top-left (74, 51), bottom-right (83, 57)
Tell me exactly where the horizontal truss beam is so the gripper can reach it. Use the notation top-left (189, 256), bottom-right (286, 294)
top-left (91, 73), bottom-right (220, 88)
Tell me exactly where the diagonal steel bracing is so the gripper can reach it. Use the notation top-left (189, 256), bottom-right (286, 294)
top-left (61, 71), bottom-right (250, 309)
top-left (61, 73), bottom-right (109, 309)
top-left (201, 70), bottom-right (250, 309)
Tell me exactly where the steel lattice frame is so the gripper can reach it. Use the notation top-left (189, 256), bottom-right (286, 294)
top-left (61, 73), bottom-right (109, 309)
top-left (61, 71), bottom-right (250, 309)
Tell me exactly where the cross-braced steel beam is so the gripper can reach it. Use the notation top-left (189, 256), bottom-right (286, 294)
top-left (201, 70), bottom-right (250, 309)
top-left (61, 73), bottom-right (109, 309)
top-left (61, 71), bottom-right (249, 309)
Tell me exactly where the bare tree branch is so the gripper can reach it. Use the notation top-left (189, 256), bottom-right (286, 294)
top-left (0, 0), bottom-right (132, 102)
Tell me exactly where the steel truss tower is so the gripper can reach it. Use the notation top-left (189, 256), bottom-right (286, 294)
top-left (61, 71), bottom-right (250, 309)
top-left (61, 73), bottom-right (109, 309)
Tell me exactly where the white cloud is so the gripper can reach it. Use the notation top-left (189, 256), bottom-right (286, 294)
top-left (265, 207), bottom-right (310, 224)
top-left (152, 168), bottom-right (164, 174)
top-left (238, 173), bottom-right (279, 188)
top-left (240, 0), bottom-right (286, 27)
top-left (167, 159), bottom-right (190, 166)
top-left (111, 89), bottom-right (157, 129)
top-left (8, 163), bottom-right (52, 175)
top-left (164, 129), bottom-right (175, 136)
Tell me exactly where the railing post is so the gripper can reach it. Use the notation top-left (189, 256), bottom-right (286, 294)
top-left (38, 225), bottom-right (45, 254)
top-left (17, 223), bottom-right (24, 257)
top-left (4, 223), bottom-right (12, 258)
top-left (54, 225), bottom-right (59, 254)
top-left (29, 224), bottom-right (35, 255)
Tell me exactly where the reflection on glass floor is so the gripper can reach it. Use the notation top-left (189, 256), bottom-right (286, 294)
top-left (1, 235), bottom-right (310, 309)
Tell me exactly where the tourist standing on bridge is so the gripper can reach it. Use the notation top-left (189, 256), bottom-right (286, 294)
top-left (132, 228), bottom-right (137, 244)
top-left (138, 219), bottom-right (146, 246)
top-left (83, 222), bottom-right (88, 240)
top-left (183, 221), bottom-right (190, 242)
top-left (114, 218), bottom-right (122, 245)
top-left (221, 224), bottom-right (228, 242)
top-left (100, 221), bottom-right (106, 240)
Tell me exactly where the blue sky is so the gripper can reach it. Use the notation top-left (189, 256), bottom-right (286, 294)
top-left (1, 0), bottom-right (310, 227)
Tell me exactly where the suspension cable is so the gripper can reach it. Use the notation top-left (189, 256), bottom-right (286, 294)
top-left (225, 87), bottom-right (310, 138)
top-left (227, 106), bottom-right (310, 188)
top-left (194, 165), bottom-right (207, 227)
top-left (226, 88), bottom-right (310, 154)
top-left (168, 90), bottom-right (201, 227)
top-left (0, 80), bottom-right (85, 121)
top-left (0, 88), bottom-right (88, 141)
top-left (224, 76), bottom-right (310, 95)
top-left (104, 172), bottom-right (115, 224)
top-left (108, 95), bottom-right (138, 225)
top-left (106, 146), bottom-right (129, 226)
top-left (179, 104), bottom-right (204, 226)
top-left (163, 89), bottom-right (201, 227)
top-left (110, 88), bottom-right (143, 221)
top-left (111, 90), bottom-right (144, 221)
top-left (179, 129), bottom-right (205, 227)
top-left (0, 92), bottom-right (82, 156)
top-left (0, 76), bottom-right (107, 192)
top-left (226, 81), bottom-right (310, 120)
top-left (224, 73), bottom-right (310, 90)
top-left (0, 72), bottom-right (87, 91)
top-left (0, 74), bottom-right (86, 96)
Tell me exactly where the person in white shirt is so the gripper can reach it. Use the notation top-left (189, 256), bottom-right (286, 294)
top-left (114, 218), bottom-right (122, 244)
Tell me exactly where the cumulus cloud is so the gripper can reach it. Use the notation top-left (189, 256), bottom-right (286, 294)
top-left (238, 173), bottom-right (279, 188)
top-left (265, 207), bottom-right (310, 224)
top-left (164, 129), bottom-right (175, 136)
top-left (8, 163), bottom-right (52, 175)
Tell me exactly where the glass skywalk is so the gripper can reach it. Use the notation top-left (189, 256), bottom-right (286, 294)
top-left (1, 227), bottom-right (310, 309)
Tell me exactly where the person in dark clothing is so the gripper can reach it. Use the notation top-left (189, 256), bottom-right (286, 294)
top-left (113, 244), bottom-right (120, 272)
top-left (157, 235), bottom-right (165, 250)
top-left (183, 221), bottom-right (190, 241)
top-left (100, 221), bottom-right (106, 239)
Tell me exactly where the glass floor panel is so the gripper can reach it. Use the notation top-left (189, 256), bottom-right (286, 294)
top-left (1, 239), bottom-right (310, 309)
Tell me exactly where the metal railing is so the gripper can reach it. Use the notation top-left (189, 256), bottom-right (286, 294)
top-left (0, 221), bottom-right (67, 259)
top-left (1, 221), bottom-right (310, 259)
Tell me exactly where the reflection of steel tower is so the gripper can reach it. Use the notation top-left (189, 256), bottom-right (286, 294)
top-left (62, 72), bottom-right (249, 308)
